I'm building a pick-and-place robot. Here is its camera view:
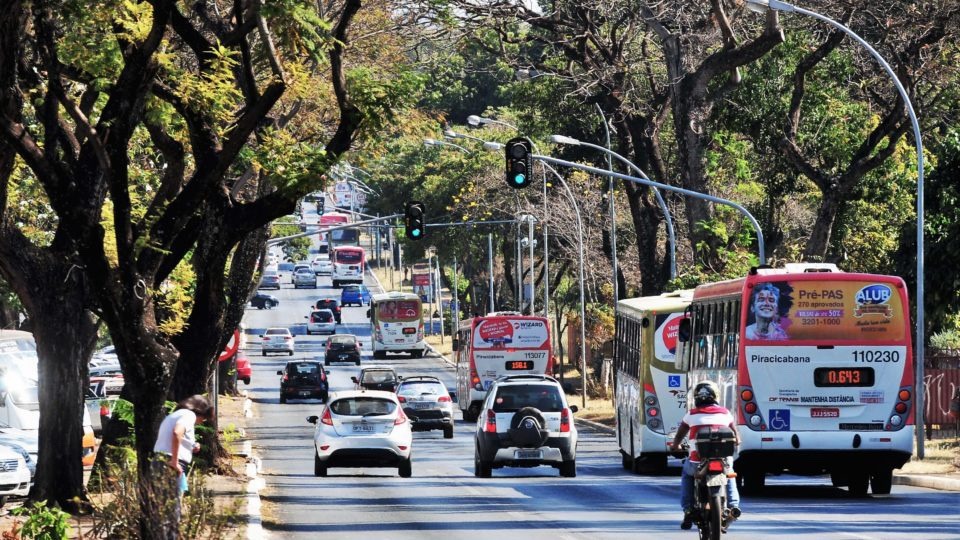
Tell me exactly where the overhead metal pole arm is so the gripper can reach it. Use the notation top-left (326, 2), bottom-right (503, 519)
top-left (266, 214), bottom-right (402, 246)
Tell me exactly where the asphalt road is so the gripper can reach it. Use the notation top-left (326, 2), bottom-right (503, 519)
top-left (240, 242), bottom-right (960, 539)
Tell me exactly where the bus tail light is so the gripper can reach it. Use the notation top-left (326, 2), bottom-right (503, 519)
top-left (643, 394), bottom-right (664, 433)
top-left (895, 402), bottom-right (907, 414)
top-left (560, 408), bottom-right (571, 433)
top-left (485, 410), bottom-right (497, 433)
top-left (741, 389), bottom-right (754, 402)
top-left (886, 384), bottom-right (913, 431)
top-left (402, 328), bottom-right (416, 335)
top-left (898, 389), bottom-right (911, 401)
top-left (471, 371), bottom-right (482, 390)
top-left (740, 385), bottom-right (764, 430)
top-left (745, 402), bottom-right (757, 414)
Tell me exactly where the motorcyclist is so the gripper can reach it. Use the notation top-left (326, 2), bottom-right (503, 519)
top-left (670, 380), bottom-right (741, 530)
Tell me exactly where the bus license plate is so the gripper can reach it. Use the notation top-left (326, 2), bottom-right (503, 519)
top-left (352, 423), bottom-right (375, 433)
top-left (515, 449), bottom-right (543, 460)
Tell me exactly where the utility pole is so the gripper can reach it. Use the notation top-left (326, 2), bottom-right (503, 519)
top-left (488, 233), bottom-right (495, 313)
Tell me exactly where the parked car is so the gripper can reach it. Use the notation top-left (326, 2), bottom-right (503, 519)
top-left (340, 284), bottom-right (371, 307)
top-left (0, 444), bottom-right (30, 505)
top-left (395, 376), bottom-right (454, 439)
top-left (351, 366), bottom-right (400, 393)
top-left (236, 354), bottom-right (252, 385)
top-left (314, 299), bottom-right (342, 324)
top-left (258, 272), bottom-right (281, 290)
top-left (312, 257), bottom-right (333, 275)
top-left (278, 360), bottom-right (329, 404)
top-left (324, 334), bottom-right (361, 366)
top-left (0, 440), bottom-right (34, 485)
top-left (85, 381), bottom-right (118, 437)
top-left (261, 327), bottom-right (295, 356)
top-left (473, 375), bottom-right (578, 478)
top-left (306, 390), bottom-right (412, 477)
top-left (250, 292), bottom-right (279, 309)
top-left (291, 263), bottom-right (311, 283)
top-left (293, 268), bottom-right (318, 289)
top-left (305, 309), bottom-right (337, 335)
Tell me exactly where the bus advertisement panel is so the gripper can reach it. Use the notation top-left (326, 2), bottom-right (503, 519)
top-left (614, 291), bottom-right (691, 474)
top-left (370, 292), bottom-right (425, 358)
top-left (454, 315), bottom-right (552, 421)
top-left (679, 265), bottom-right (913, 495)
top-left (331, 246), bottom-right (365, 288)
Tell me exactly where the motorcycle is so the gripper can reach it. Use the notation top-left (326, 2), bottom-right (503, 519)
top-left (689, 426), bottom-right (740, 540)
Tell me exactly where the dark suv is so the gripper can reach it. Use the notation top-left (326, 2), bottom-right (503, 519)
top-left (324, 334), bottom-right (361, 366)
top-left (278, 361), bottom-right (329, 404)
top-left (314, 298), bottom-right (342, 324)
top-left (352, 367), bottom-right (400, 393)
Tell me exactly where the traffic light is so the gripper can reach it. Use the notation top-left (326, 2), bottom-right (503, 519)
top-left (404, 201), bottom-right (426, 240)
top-left (505, 137), bottom-right (534, 189)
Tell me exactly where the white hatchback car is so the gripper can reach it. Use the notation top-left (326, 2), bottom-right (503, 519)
top-left (261, 327), bottom-right (295, 356)
top-left (307, 390), bottom-right (413, 478)
top-left (305, 309), bottom-right (337, 335)
top-left (312, 257), bottom-right (333, 275)
top-left (0, 443), bottom-right (31, 501)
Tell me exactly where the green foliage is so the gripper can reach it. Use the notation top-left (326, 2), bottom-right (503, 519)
top-left (10, 500), bottom-right (71, 540)
top-left (271, 221), bottom-right (311, 262)
top-left (930, 330), bottom-right (960, 350)
top-left (347, 66), bottom-right (428, 135)
top-left (262, 0), bottom-right (333, 63)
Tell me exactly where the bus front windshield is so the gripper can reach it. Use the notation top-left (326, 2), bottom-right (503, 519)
top-left (335, 250), bottom-right (363, 264)
top-left (378, 300), bottom-right (420, 322)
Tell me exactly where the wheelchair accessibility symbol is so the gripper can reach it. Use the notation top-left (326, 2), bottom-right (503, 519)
top-left (769, 409), bottom-right (790, 431)
top-left (668, 375), bottom-right (681, 388)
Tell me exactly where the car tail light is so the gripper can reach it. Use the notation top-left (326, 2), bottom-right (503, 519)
top-left (438, 395), bottom-right (451, 403)
top-left (398, 396), bottom-right (406, 403)
top-left (282, 374), bottom-right (288, 382)
top-left (99, 404), bottom-right (111, 418)
top-left (560, 407), bottom-right (571, 433)
top-left (485, 409), bottom-right (497, 433)
top-left (320, 407), bottom-right (333, 426)
top-left (262, 337), bottom-right (269, 341)
top-left (325, 341), bottom-right (331, 350)
top-left (707, 460), bottom-right (724, 473)
top-left (355, 343), bottom-right (361, 351)
top-left (394, 408), bottom-right (408, 425)
top-left (284, 336), bottom-right (292, 340)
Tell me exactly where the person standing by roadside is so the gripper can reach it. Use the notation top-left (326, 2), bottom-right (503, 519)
top-left (153, 395), bottom-right (213, 538)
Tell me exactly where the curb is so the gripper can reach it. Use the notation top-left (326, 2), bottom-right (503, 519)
top-left (576, 417), bottom-right (615, 435)
top-left (239, 396), bottom-right (267, 540)
top-left (893, 474), bottom-right (960, 492)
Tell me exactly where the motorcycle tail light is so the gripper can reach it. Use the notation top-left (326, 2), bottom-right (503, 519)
top-left (707, 460), bottom-right (724, 473)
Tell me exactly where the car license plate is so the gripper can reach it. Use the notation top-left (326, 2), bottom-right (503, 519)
top-left (299, 391), bottom-right (311, 397)
top-left (515, 449), bottom-right (543, 460)
top-left (409, 402), bottom-right (430, 409)
top-left (339, 354), bottom-right (348, 360)
top-left (352, 423), bottom-right (375, 433)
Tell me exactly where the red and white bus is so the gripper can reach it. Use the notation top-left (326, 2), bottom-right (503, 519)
top-left (453, 313), bottom-right (553, 421)
top-left (318, 211), bottom-right (351, 254)
top-left (331, 246), bottom-right (365, 288)
top-left (676, 263), bottom-right (914, 495)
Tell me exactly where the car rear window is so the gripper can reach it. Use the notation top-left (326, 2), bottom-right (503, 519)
top-left (493, 384), bottom-right (563, 413)
top-left (361, 370), bottom-right (396, 384)
top-left (265, 328), bottom-right (288, 335)
top-left (330, 397), bottom-right (396, 416)
top-left (343, 285), bottom-right (359, 292)
top-left (289, 363), bottom-right (321, 375)
top-left (397, 381), bottom-right (445, 397)
top-left (329, 335), bottom-right (355, 345)
top-left (312, 311), bottom-right (332, 322)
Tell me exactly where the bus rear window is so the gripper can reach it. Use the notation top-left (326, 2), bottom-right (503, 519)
top-left (335, 251), bottom-right (362, 264)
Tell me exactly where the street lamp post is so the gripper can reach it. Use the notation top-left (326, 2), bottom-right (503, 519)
top-left (745, 0), bottom-right (926, 457)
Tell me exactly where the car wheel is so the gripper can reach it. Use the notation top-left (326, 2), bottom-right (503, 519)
top-left (314, 452), bottom-right (327, 477)
top-left (279, 395), bottom-right (287, 404)
top-left (321, 392), bottom-right (328, 403)
top-left (256, 305), bottom-right (263, 310)
top-left (559, 459), bottom-right (577, 478)
top-left (242, 378), bottom-right (251, 385)
top-left (288, 351), bottom-right (294, 356)
top-left (355, 359), bottom-right (361, 366)
top-left (262, 351), bottom-right (267, 357)
top-left (398, 457), bottom-right (412, 478)
top-left (331, 330), bottom-right (336, 335)
top-left (267, 301), bottom-right (275, 309)
top-left (324, 359), bottom-right (330, 366)
top-left (474, 445), bottom-right (492, 478)
top-left (443, 425), bottom-right (454, 439)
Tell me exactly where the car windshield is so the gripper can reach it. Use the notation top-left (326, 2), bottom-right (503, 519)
top-left (330, 397), bottom-right (396, 416)
top-left (397, 382), bottom-right (444, 397)
top-left (492, 384), bottom-right (563, 413)
top-left (361, 370), bottom-right (396, 384)
top-left (265, 328), bottom-right (288, 336)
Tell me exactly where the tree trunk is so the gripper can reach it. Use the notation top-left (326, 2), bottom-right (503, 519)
top-left (804, 188), bottom-right (843, 261)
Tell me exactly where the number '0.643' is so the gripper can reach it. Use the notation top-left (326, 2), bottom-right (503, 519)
top-left (851, 350), bottom-right (900, 363)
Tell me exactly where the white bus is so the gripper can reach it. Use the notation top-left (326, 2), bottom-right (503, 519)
top-left (453, 314), bottom-right (553, 421)
top-left (369, 292), bottom-right (426, 359)
top-left (614, 290), bottom-right (692, 474)
top-left (331, 245), bottom-right (365, 288)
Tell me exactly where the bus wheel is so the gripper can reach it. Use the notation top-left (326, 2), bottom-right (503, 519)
top-left (620, 451), bottom-right (633, 471)
top-left (373, 350), bottom-right (386, 359)
top-left (633, 452), bottom-right (667, 475)
top-left (830, 471), bottom-right (849, 488)
top-left (464, 403), bottom-right (481, 422)
top-left (739, 470), bottom-right (765, 495)
top-left (870, 468), bottom-right (893, 495)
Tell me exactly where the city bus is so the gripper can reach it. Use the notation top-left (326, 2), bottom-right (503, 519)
top-left (329, 227), bottom-right (360, 248)
top-left (453, 313), bottom-right (553, 421)
top-left (331, 246), bottom-right (365, 288)
top-left (318, 211), bottom-right (351, 254)
top-left (368, 292), bottom-right (426, 359)
top-left (675, 263), bottom-right (913, 495)
top-left (613, 290), bottom-right (692, 474)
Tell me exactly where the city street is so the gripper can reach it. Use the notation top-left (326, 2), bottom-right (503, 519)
top-left (238, 260), bottom-right (960, 539)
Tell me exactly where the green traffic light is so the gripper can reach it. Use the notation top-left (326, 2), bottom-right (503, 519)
top-left (514, 174), bottom-right (526, 185)
top-left (412, 229), bottom-right (421, 237)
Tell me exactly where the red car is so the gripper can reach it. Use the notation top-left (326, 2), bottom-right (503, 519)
top-left (236, 354), bottom-right (252, 385)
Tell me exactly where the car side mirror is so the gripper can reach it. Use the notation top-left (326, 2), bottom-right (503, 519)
top-left (259, 335), bottom-right (264, 338)
top-left (452, 339), bottom-right (460, 352)
top-left (448, 390), bottom-right (457, 402)
top-left (351, 376), bottom-right (358, 383)
top-left (307, 415), bottom-right (318, 424)
top-left (569, 405), bottom-right (579, 413)
top-left (325, 370), bottom-right (331, 375)
top-left (276, 370), bottom-right (283, 375)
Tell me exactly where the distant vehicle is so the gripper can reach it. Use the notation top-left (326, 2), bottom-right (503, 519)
top-left (324, 334), bottom-right (361, 366)
top-left (312, 257), bottom-right (333, 275)
top-left (293, 268), bottom-right (318, 289)
top-left (331, 246), bottom-right (365, 288)
top-left (613, 290), bottom-right (692, 474)
top-left (278, 360), bottom-right (328, 404)
top-left (314, 299), bottom-right (342, 324)
top-left (454, 314), bottom-right (553, 421)
top-left (368, 292), bottom-right (424, 359)
top-left (261, 327), bottom-right (294, 356)
top-left (307, 390), bottom-right (412, 477)
top-left (258, 272), bottom-right (280, 290)
top-left (291, 263), bottom-right (312, 284)
top-left (0, 444), bottom-right (30, 505)
top-left (473, 375), bottom-right (578, 478)
top-left (250, 292), bottom-right (279, 310)
top-left (0, 427), bottom-right (36, 483)
top-left (318, 212), bottom-right (351, 254)
top-left (340, 284), bottom-right (371, 307)
top-left (395, 376), bottom-right (454, 439)
top-left (352, 366), bottom-right (400, 393)
top-left (329, 227), bottom-right (360, 248)
top-left (305, 309), bottom-right (337, 335)
top-left (0, 440), bottom-right (34, 486)
top-left (85, 380), bottom-right (118, 437)
top-left (277, 262), bottom-right (295, 273)
top-left (236, 354), bottom-right (252, 385)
